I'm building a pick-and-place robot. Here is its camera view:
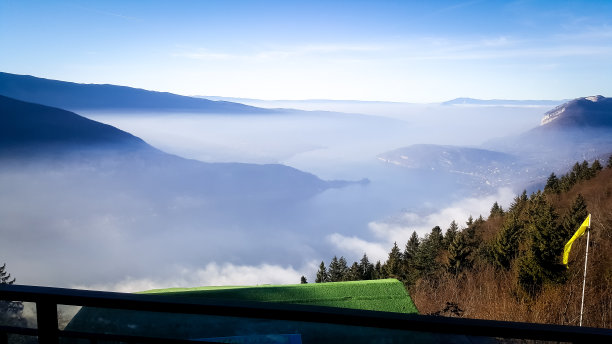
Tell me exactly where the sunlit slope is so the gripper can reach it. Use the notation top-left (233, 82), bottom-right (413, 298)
top-left (142, 279), bottom-right (418, 314)
top-left (66, 280), bottom-right (424, 343)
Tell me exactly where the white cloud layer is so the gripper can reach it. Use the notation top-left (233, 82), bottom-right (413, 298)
top-left (328, 187), bottom-right (515, 259)
top-left (72, 262), bottom-right (307, 293)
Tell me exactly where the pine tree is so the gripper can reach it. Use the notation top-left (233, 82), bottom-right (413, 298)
top-left (447, 232), bottom-right (472, 274)
top-left (384, 242), bottom-right (403, 278)
top-left (591, 159), bottom-right (603, 175)
top-left (338, 256), bottom-right (349, 280)
top-left (492, 215), bottom-right (522, 269)
top-left (475, 215), bottom-right (485, 225)
top-left (443, 220), bottom-right (459, 248)
top-left (579, 160), bottom-right (591, 180)
top-left (507, 190), bottom-right (528, 215)
top-left (374, 261), bottom-right (384, 279)
top-left (489, 202), bottom-right (504, 218)
top-left (430, 226), bottom-right (444, 249)
top-left (562, 194), bottom-right (589, 240)
top-left (347, 262), bottom-right (362, 281)
top-left (0, 264), bottom-right (24, 327)
top-left (517, 253), bottom-right (544, 298)
top-left (544, 173), bottom-right (560, 194)
top-left (608, 155), bottom-right (612, 169)
top-left (315, 261), bottom-right (328, 283)
top-left (466, 215), bottom-right (474, 227)
top-left (559, 171), bottom-right (576, 192)
top-left (404, 231), bottom-right (420, 262)
top-left (0, 263), bottom-right (15, 284)
top-left (403, 232), bottom-right (421, 285)
top-left (328, 256), bottom-right (348, 282)
top-left (300, 276), bottom-right (308, 284)
top-left (414, 226), bottom-right (444, 279)
top-left (524, 193), bottom-right (565, 287)
top-left (359, 253), bottom-right (374, 280)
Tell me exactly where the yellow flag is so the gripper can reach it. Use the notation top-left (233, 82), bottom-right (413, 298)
top-left (563, 214), bottom-right (591, 266)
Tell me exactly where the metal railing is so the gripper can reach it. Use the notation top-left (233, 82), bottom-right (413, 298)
top-left (1, 284), bottom-right (612, 343)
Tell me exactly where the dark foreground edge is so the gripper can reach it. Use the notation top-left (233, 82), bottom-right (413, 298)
top-left (1, 284), bottom-right (611, 343)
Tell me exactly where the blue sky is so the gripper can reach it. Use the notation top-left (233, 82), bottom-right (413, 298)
top-left (1, 0), bottom-right (612, 102)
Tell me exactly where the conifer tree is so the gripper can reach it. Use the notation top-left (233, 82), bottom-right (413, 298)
top-left (559, 173), bottom-right (573, 192)
top-left (507, 190), bottom-right (529, 225)
top-left (492, 215), bottom-right (522, 270)
top-left (579, 160), bottom-right (591, 180)
top-left (591, 159), bottom-right (603, 174)
top-left (338, 256), bottom-right (349, 280)
top-left (347, 262), bottom-right (362, 281)
top-left (0, 264), bottom-right (24, 326)
top-left (489, 202), bottom-right (504, 218)
top-left (0, 263), bottom-right (15, 284)
top-left (404, 231), bottom-right (420, 261)
top-left (384, 242), bottom-right (403, 278)
top-left (562, 194), bottom-right (588, 240)
top-left (374, 261), bottom-right (384, 279)
top-left (403, 231), bottom-right (421, 285)
top-left (608, 155), bottom-right (612, 169)
top-left (466, 215), bottom-right (474, 227)
top-left (327, 256), bottom-right (349, 282)
top-left (300, 276), bottom-right (308, 284)
top-left (430, 226), bottom-right (444, 249)
top-left (447, 232), bottom-right (472, 274)
top-left (475, 215), bottom-right (485, 225)
top-left (524, 193), bottom-right (565, 285)
top-left (544, 172), bottom-right (560, 194)
top-left (315, 261), bottom-right (328, 283)
top-left (517, 253), bottom-right (544, 297)
top-left (414, 226), bottom-right (444, 279)
top-left (443, 220), bottom-right (459, 248)
top-left (359, 253), bottom-right (374, 280)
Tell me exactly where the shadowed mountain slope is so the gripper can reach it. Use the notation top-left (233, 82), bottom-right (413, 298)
top-left (0, 94), bottom-right (152, 154)
top-left (0, 95), bottom-right (341, 202)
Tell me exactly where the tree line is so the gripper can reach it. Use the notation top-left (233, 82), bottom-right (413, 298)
top-left (310, 156), bottom-right (612, 327)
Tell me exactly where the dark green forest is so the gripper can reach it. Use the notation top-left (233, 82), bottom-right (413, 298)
top-left (313, 157), bottom-right (612, 328)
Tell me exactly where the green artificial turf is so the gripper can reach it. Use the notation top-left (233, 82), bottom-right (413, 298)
top-left (140, 278), bottom-right (418, 314)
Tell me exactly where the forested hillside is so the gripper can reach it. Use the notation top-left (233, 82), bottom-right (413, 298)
top-left (314, 156), bottom-right (612, 328)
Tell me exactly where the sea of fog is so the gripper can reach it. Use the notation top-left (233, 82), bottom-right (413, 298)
top-left (2, 103), bottom-right (550, 291)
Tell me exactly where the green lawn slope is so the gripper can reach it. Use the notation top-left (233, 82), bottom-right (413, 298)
top-left (140, 278), bottom-right (418, 314)
top-left (65, 279), bottom-right (434, 343)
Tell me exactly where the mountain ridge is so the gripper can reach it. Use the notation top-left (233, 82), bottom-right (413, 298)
top-left (0, 72), bottom-right (273, 114)
top-left (379, 96), bottom-right (612, 191)
top-left (0, 95), bottom-right (346, 202)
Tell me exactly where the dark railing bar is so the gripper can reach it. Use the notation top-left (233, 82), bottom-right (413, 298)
top-left (36, 301), bottom-right (58, 344)
top-left (2, 284), bottom-right (612, 343)
top-left (0, 325), bottom-right (38, 337)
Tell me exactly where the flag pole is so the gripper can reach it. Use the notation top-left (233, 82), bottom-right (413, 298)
top-left (579, 214), bottom-right (591, 327)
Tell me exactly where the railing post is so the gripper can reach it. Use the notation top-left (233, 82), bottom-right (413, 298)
top-left (36, 301), bottom-right (58, 344)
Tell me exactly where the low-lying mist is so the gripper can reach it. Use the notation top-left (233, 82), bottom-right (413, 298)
top-left (85, 104), bottom-right (545, 179)
top-left (1, 103), bottom-right (555, 291)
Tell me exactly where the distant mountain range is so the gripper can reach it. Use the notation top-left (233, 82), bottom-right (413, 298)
top-left (0, 72), bottom-right (272, 113)
top-left (442, 98), bottom-right (565, 107)
top-left (0, 95), bottom-right (346, 203)
top-left (203, 96), bottom-right (565, 107)
top-left (379, 95), bottom-right (612, 191)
